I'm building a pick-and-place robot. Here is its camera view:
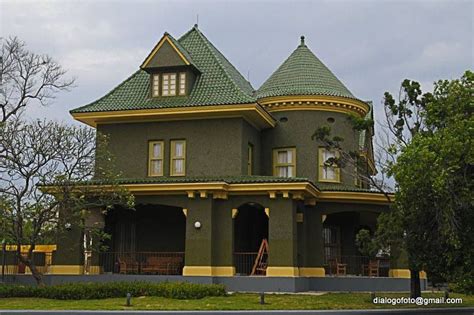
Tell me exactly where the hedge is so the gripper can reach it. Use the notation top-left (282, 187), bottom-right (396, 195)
top-left (0, 281), bottom-right (226, 300)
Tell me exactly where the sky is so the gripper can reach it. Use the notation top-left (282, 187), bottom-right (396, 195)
top-left (1, 0), bottom-right (473, 127)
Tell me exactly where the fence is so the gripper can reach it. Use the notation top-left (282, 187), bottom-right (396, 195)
top-left (0, 251), bottom-right (52, 276)
top-left (234, 252), bottom-right (263, 276)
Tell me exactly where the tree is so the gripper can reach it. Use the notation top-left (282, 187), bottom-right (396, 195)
top-left (0, 36), bottom-right (74, 123)
top-left (0, 118), bottom-right (134, 285)
top-left (390, 71), bottom-right (473, 295)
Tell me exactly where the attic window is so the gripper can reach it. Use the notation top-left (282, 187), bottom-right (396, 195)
top-left (162, 73), bottom-right (177, 96)
top-left (179, 73), bottom-right (186, 95)
top-left (152, 74), bottom-right (160, 97)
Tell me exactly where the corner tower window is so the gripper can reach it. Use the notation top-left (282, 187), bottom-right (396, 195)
top-left (273, 148), bottom-right (296, 178)
top-left (162, 73), bottom-right (176, 96)
top-left (319, 148), bottom-right (340, 182)
top-left (179, 73), bottom-right (186, 95)
top-left (152, 74), bottom-right (160, 97)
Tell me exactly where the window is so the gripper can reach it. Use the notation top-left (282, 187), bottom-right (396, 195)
top-left (318, 148), bottom-right (340, 182)
top-left (148, 141), bottom-right (164, 176)
top-left (247, 143), bottom-right (253, 175)
top-left (179, 72), bottom-right (186, 95)
top-left (170, 140), bottom-right (186, 176)
top-left (162, 73), bottom-right (176, 96)
top-left (273, 148), bottom-right (296, 177)
top-left (152, 74), bottom-right (160, 97)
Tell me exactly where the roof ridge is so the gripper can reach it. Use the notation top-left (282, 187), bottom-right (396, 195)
top-left (180, 27), bottom-right (254, 99)
top-left (70, 70), bottom-right (142, 113)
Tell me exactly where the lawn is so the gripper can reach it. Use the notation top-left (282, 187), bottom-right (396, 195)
top-left (0, 292), bottom-right (472, 310)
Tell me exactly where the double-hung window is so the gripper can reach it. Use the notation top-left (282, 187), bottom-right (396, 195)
top-left (319, 148), bottom-right (340, 182)
top-left (273, 148), bottom-right (296, 178)
top-left (152, 74), bottom-right (160, 97)
top-left (247, 143), bottom-right (253, 175)
top-left (179, 73), bottom-right (186, 95)
top-left (170, 140), bottom-right (186, 176)
top-left (148, 141), bottom-right (164, 176)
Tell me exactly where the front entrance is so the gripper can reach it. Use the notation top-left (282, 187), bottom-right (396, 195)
top-left (233, 202), bottom-right (268, 275)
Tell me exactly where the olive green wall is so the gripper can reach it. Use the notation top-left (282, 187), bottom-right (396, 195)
top-left (98, 118), bottom-right (259, 178)
top-left (298, 204), bottom-right (324, 267)
top-left (145, 40), bottom-right (186, 68)
top-left (241, 120), bottom-right (261, 175)
top-left (261, 110), bottom-right (360, 186)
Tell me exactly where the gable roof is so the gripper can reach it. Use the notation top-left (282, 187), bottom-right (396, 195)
top-left (141, 33), bottom-right (195, 69)
top-left (257, 36), bottom-right (355, 100)
top-left (71, 26), bottom-right (255, 114)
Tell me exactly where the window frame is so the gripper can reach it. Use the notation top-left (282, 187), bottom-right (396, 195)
top-left (170, 139), bottom-right (186, 176)
top-left (272, 147), bottom-right (296, 178)
top-left (178, 72), bottom-right (186, 95)
top-left (148, 140), bottom-right (164, 177)
top-left (151, 74), bottom-right (160, 97)
top-left (162, 73), bottom-right (177, 96)
top-left (247, 143), bottom-right (253, 175)
top-left (318, 147), bottom-right (341, 183)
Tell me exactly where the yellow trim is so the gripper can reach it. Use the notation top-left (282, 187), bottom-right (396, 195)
top-left (148, 140), bottom-right (164, 177)
top-left (360, 151), bottom-right (377, 175)
top-left (141, 35), bottom-right (190, 69)
top-left (182, 266), bottom-right (235, 276)
top-left (259, 95), bottom-right (370, 117)
top-left (299, 267), bottom-right (325, 277)
top-left (170, 140), bottom-right (186, 176)
top-left (389, 269), bottom-right (427, 279)
top-left (266, 266), bottom-right (300, 277)
top-left (43, 182), bottom-right (392, 205)
top-left (318, 147), bottom-right (341, 183)
top-left (5, 245), bottom-right (57, 252)
top-left (48, 265), bottom-right (84, 275)
top-left (319, 191), bottom-right (393, 204)
top-left (273, 147), bottom-right (296, 177)
top-left (71, 103), bottom-right (276, 130)
top-left (232, 208), bottom-right (239, 219)
top-left (264, 208), bottom-right (270, 217)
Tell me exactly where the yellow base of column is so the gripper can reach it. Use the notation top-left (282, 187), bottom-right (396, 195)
top-left (389, 269), bottom-right (427, 279)
top-left (48, 265), bottom-right (84, 275)
top-left (86, 266), bottom-right (103, 275)
top-left (299, 267), bottom-right (325, 277)
top-left (183, 266), bottom-right (235, 276)
top-left (266, 266), bottom-right (299, 277)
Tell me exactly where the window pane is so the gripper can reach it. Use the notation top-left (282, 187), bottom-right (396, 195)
top-left (277, 166), bottom-right (287, 177)
top-left (151, 160), bottom-right (162, 175)
top-left (277, 151), bottom-right (288, 163)
top-left (153, 143), bottom-right (162, 158)
top-left (287, 150), bottom-right (293, 163)
top-left (174, 142), bottom-right (184, 157)
top-left (287, 166), bottom-right (294, 177)
top-left (174, 159), bottom-right (184, 173)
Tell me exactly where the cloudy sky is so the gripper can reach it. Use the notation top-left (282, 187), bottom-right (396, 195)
top-left (1, 0), bottom-right (472, 125)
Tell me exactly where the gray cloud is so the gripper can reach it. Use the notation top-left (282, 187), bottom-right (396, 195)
top-left (1, 0), bottom-right (472, 125)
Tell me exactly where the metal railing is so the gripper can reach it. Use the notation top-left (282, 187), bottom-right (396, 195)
top-left (96, 251), bottom-right (185, 275)
top-left (325, 255), bottom-right (390, 277)
top-left (1, 251), bottom-right (51, 276)
top-left (234, 252), bottom-right (261, 276)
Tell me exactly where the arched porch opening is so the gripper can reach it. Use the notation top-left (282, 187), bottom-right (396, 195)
top-left (233, 202), bottom-right (268, 275)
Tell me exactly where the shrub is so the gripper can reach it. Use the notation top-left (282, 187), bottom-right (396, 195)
top-left (0, 281), bottom-right (226, 300)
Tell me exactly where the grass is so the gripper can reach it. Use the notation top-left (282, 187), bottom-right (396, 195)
top-left (0, 292), bottom-right (472, 310)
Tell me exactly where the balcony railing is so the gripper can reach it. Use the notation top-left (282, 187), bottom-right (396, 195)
top-left (93, 251), bottom-right (185, 275)
top-left (234, 252), bottom-right (267, 276)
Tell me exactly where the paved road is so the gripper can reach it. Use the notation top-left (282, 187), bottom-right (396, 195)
top-left (1, 308), bottom-right (473, 315)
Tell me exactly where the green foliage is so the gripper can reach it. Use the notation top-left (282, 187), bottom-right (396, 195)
top-left (347, 114), bottom-right (374, 131)
top-left (0, 282), bottom-right (226, 300)
top-left (381, 70), bottom-right (473, 291)
top-left (355, 229), bottom-right (379, 258)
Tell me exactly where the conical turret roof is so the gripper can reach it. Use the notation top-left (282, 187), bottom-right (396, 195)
top-left (257, 36), bottom-right (355, 100)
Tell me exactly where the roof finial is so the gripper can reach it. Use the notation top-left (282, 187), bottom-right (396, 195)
top-left (195, 14), bottom-right (199, 28)
top-left (300, 35), bottom-right (305, 46)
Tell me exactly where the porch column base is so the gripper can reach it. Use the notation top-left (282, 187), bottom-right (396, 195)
top-left (299, 267), bottom-right (325, 277)
top-left (183, 266), bottom-right (235, 276)
top-left (389, 269), bottom-right (427, 279)
top-left (48, 265), bottom-right (84, 275)
top-left (266, 266), bottom-right (299, 277)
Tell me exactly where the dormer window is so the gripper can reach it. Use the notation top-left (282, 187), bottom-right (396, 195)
top-left (162, 73), bottom-right (177, 96)
top-left (179, 72), bottom-right (186, 95)
top-left (152, 74), bottom-right (160, 97)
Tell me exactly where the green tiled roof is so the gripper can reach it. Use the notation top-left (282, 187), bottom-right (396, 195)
top-left (257, 37), bottom-right (355, 100)
top-left (317, 183), bottom-right (386, 193)
top-left (71, 26), bottom-right (255, 114)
